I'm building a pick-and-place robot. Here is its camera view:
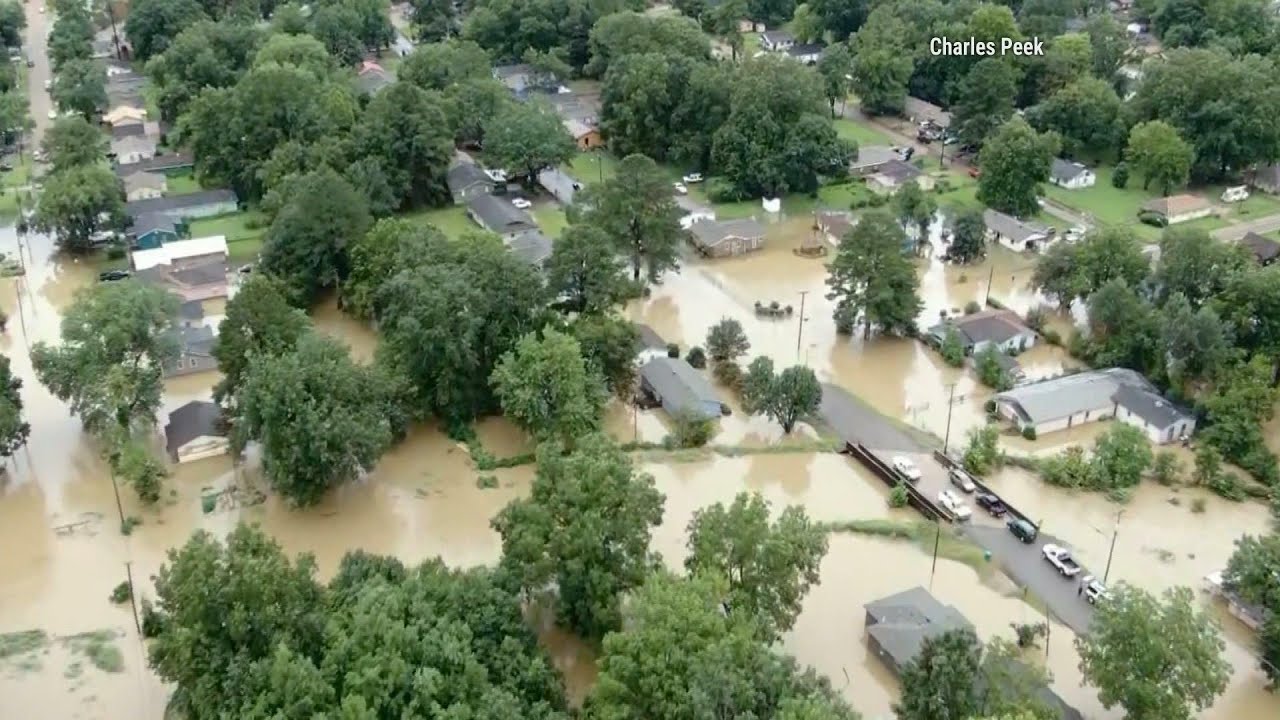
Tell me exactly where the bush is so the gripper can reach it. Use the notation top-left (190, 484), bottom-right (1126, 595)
top-left (713, 360), bottom-right (743, 390)
top-left (1151, 450), bottom-right (1183, 486)
top-left (1207, 471), bottom-right (1246, 502)
top-left (934, 178), bottom-right (953, 194)
top-left (1190, 497), bottom-right (1207, 513)
top-left (669, 409), bottom-right (716, 448)
top-left (984, 398), bottom-right (996, 413)
top-left (475, 474), bottom-right (498, 489)
top-left (706, 177), bottom-right (746, 203)
top-left (1067, 330), bottom-right (1088, 359)
top-left (940, 327), bottom-right (966, 367)
top-left (120, 516), bottom-right (141, 535)
top-left (105, 243), bottom-right (126, 260)
top-left (964, 300), bottom-right (982, 315)
top-left (1042, 328), bottom-right (1062, 346)
top-left (1039, 446), bottom-right (1095, 488)
top-left (109, 581), bottom-right (131, 604)
top-left (975, 348), bottom-right (1012, 391)
top-left (888, 483), bottom-right (909, 508)
top-left (140, 599), bottom-right (165, 639)
top-left (963, 425), bottom-right (1002, 475)
top-left (666, 342), bottom-right (680, 358)
top-left (1021, 425), bottom-right (1036, 441)
top-left (686, 346), bottom-right (707, 369)
top-left (1112, 162), bottom-right (1129, 189)
top-left (1025, 305), bottom-right (1049, 332)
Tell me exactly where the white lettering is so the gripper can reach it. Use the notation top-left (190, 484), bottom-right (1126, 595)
top-left (930, 36), bottom-right (1045, 57)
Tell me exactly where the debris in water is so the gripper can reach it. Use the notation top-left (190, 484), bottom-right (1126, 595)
top-left (0, 629), bottom-right (49, 661)
top-left (60, 630), bottom-right (124, 673)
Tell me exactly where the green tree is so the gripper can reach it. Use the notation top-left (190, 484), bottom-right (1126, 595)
top-left (51, 58), bottom-right (106, 120)
top-left (260, 168), bottom-right (372, 305)
top-left (491, 328), bottom-right (607, 445)
top-left (1085, 279), bottom-right (1162, 374)
top-left (707, 318), bottom-right (751, 364)
top-left (1032, 227), bottom-right (1150, 307)
top-left (1216, 264), bottom-right (1280, 385)
top-left (975, 347), bottom-right (1012, 390)
top-left (946, 209), bottom-right (987, 263)
top-left (355, 82), bottom-right (453, 209)
top-left (251, 31), bottom-right (335, 78)
top-left (976, 117), bottom-right (1060, 218)
top-left (1041, 32), bottom-right (1092, 93)
top-left (790, 2), bottom-right (823, 42)
top-left (582, 154), bottom-right (684, 283)
top-left (770, 366), bottom-right (823, 433)
top-left (952, 59), bottom-right (1020, 148)
top-left (1160, 293), bottom-right (1233, 389)
top-left (1126, 121), bottom-right (1194, 195)
top-left (1087, 13), bottom-right (1128, 80)
top-left (212, 273), bottom-right (312, 404)
top-left (1155, 227), bottom-right (1251, 308)
top-left (125, 0), bottom-right (209, 61)
top-left (309, 2), bottom-right (365, 64)
top-left (816, 43), bottom-right (854, 117)
top-left (0, 355), bottom-right (30, 457)
top-left (850, 20), bottom-right (912, 115)
top-left (1224, 533), bottom-right (1280, 610)
top-left (895, 628), bottom-right (983, 720)
top-left (809, 0), bottom-right (866, 41)
top-left (147, 19), bottom-right (263, 122)
top-left (33, 164), bottom-right (123, 254)
top-left (825, 209), bottom-right (921, 339)
top-left (710, 0), bottom-right (748, 60)
top-left (344, 219), bottom-right (447, 321)
top-left (1151, 450), bottom-right (1183, 485)
top-left (409, 0), bottom-right (456, 41)
top-left (443, 77), bottom-right (516, 147)
top-left (742, 356), bottom-right (776, 413)
top-left (940, 327), bottom-right (965, 367)
top-left (493, 434), bottom-right (664, 640)
top-left (485, 101), bottom-right (577, 183)
top-left (1193, 443), bottom-right (1223, 486)
top-left (585, 11), bottom-right (710, 78)
top-left (47, 6), bottom-right (93, 70)
top-left (0, 1), bottom-right (25, 47)
top-left (32, 282), bottom-right (178, 434)
top-left (546, 224), bottom-right (629, 315)
top-left (1091, 423), bottom-right (1154, 491)
top-left (892, 179), bottom-right (937, 249)
top-left (685, 492), bottom-right (828, 640)
top-left (1076, 583), bottom-right (1230, 720)
top-left (41, 115), bottom-right (106, 171)
top-left (1199, 356), bottom-right (1279, 483)
top-left (236, 334), bottom-right (399, 505)
top-left (1026, 77), bottom-right (1122, 157)
top-left (108, 433), bottom-right (168, 504)
top-left (571, 314), bottom-right (640, 396)
top-left (963, 425), bottom-right (1001, 475)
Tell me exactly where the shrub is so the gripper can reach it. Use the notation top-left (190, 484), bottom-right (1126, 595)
top-left (1112, 162), bottom-right (1129, 189)
top-left (713, 360), bottom-right (744, 390)
top-left (888, 483), bottom-right (910, 508)
top-left (934, 178), bottom-right (953, 194)
top-left (1025, 305), bottom-right (1049, 332)
top-left (666, 342), bottom-right (680, 359)
top-left (984, 398), bottom-right (996, 413)
top-left (1021, 425), bottom-right (1037, 441)
top-left (1013, 622), bottom-right (1047, 648)
top-left (120, 516), bottom-right (141, 535)
top-left (940, 327), bottom-right (966, 367)
top-left (964, 300), bottom-right (982, 315)
top-left (1042, 328), bottom-right (1062, 346)
top-left (109, 581), bottom-right (131, 604)
top-left (1151, 450), bottom-right (1183, 486)
top-left (1207, 471), bottom-right (1245, 502)
top-left (140, 599), bottom-right (164, 639)
top-left (975, 348), bottom-right (1012, 391)
top-left (1190, 497), bottom-right (1207, 513)
top-left (105, 243), bottom-right (126, 260)
top-left (475, 474), bottom-right (499, 489)
top-left (1067, 330), bottom-right (1089, 359)
top-left (706, 178), bottom-right (746, 203)
top-left (963, 425), bottom-right (1002, 475)
top-left (1040, 446), bottom-right (1095, 488)
top-left (686, 346), bottom-right (707, 369)
top-left (669, 409), bottom-right (716, 448)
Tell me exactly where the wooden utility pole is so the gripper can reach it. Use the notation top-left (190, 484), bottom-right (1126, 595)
top-left (124, 561), bottom-right (141, 636)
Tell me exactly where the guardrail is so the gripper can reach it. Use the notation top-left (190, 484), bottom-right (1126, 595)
top-left (845, 442), bottom-right (953, 523)
top-left (930, 449), bottom-right (1038, 529)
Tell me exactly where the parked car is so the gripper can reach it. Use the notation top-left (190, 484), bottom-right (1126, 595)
top-left (682, 172), bottom-right (704, 184)
top-left (948, 468), bottom-right (976, 493)
top-left (98, 270), bottom-right (130, 282)
top-left (43, 80), bottom-right (50, 91)
top-left (976, 492), bottom-right (1007, 516)
top-left (937, 489), bottom-right (972, 521)
top-left (1137, 210), bottom-right (1168, 228)
top-left (511, 198), bottom-right (532, 209)
top-left (1042, 543), bottom-right (1083, 578)
top-left (1221, 185), bottom-right (1250, 203)
top-left (46, 109), bottom-right (56, 120)
top-left (1081, 575), bottom-right (1110, 604)
top-left (1062, 226), bottom-right (1086, 243)
top-left (673, 182), bottom-right (688, 195)
top-left (1007, 517), bottom-right (1037, 543)
top-left (891, 456), bottom-right (922, 483)
top-left (238, 264), bottom-right (253, 275)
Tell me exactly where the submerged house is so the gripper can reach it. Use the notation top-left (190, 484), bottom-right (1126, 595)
top-left (639, 356), bottom-right (725, 421)
top-left (466, 193), bottom-right (537, 240)
top-left (994, 368), bottom-right (1196, 444)
top-left (927, 309), bottom-right (1036, 356)
top-left (164, 400), bottom-right (229, 463)
top-left (687, 218), bottom-right (766, 257)
top-left (983, 209), bottom-right (1052, 252)
top-left (164, 325), bottom-right (217, 378)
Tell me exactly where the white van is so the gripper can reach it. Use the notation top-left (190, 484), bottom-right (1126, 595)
top-left (1221, 186), bottom-right (1250, 203)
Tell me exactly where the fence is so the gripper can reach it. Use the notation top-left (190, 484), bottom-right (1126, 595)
top-left (844, 442), bottom-right (952, 523)
top-left (930, 449), bottom-right (1038, 528)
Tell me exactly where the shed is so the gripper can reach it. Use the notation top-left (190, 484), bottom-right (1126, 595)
top-left (639, 356), bottom-right (724, 420)
top-left (130, 213), bottom-right (181, 249)
top-left (164, 401), bottom-right (229, 463)
top-left (563, 118), bottom-right (603, 150)
top-left (817, 211), bottom-right (854, 245)
top-left (1140, 194), bottom-right (1212, 225)
top-left (1049, 159), bottom-right (1095, 189)
top-left (1240, 232), bottom-right (1280, 266)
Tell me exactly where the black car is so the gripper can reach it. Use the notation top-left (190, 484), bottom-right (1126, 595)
top-left (98, 270), bottom-right (131, 282)
top-left (1007, 517), bottom-right (1038, 544)
top-left (975, 492), bottom-right (1007, 517)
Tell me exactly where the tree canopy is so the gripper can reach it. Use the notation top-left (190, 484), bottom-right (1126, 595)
top-left (825, 209), bottom-right (922, 339)
top-left (491, 328), bottom-right (607, 445)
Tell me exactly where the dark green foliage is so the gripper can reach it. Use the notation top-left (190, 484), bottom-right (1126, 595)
top-left (686, 346), bottom-right (707, 369)
top-left (213, 273), bottom-right (312, 403)
top-left (826, 209), bottom-right (922, 339)
top-left (571, 314), bottom-right (640, 396)
top-left (976, 117), bottom-right (1060, 218)
top-left (669, 409), bottom-right (717, 448)
top-left (0, 355), bottom-right (30, 458)
top-left (940, 327), bottom-right (965, 367)
top-left (125, 0), bottom-right (209, 61)
top-left (355, 82), bottom-right (454, 210)
top-left (1112, 162), bottom-right (1129, 188)
top-left (974, 347), bottom-right (1011, 391)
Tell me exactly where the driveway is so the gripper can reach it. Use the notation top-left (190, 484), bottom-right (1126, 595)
top-left (1212, 212), bottom-right (1280, 241)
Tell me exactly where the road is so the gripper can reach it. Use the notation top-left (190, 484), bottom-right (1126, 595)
top-left (1212, 212), bottom-right (1280, 241)
top-left (963, 523), bottom-right (1096, 634)
top-left (23, 2), bottom-right (54, 149)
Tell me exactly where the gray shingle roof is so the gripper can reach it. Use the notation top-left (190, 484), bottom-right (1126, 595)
top-left (873, 159), bottom-right (923, 184)
top-left (122, 170), bottom-right (166, 193)
top-left (849, 145), bottom-right (898, 171)
top-left (111, 122), bottom-right (145, 140)
top-left (1141, 194), bottom-right (1210, 216)
top-left (174, 324), bottom-right (215, 356)
top-left (179, 300), bottom-right (204, 321)
top-left (762, 30), bottom-right (794, 44)
top-left (131, 212), bottom-right (179, 237)
top-left (446, 162), bottom-right (492, 195)
top-left (1051, 158), bottom-right (1090, 182)
top-left (114, 152), bottom-right (194, 175)
top-left (506, 230), bottom-right (553, 267)
top-left (951, 310), bottom-right (1031, 345)
top-left (466, 194), bottom-right (536, 234)
top-left (640, 357), bottom-right (721, 417)
top-left (110, 135), bottom-right (156, 157)
top-left (688, 218), bottom-right (766, 249)
top-left (1240, 232), bottom-right (1280, 263)
top-left (865, 587), bottom-right (971, 670)
top-left (634, 323), bottom-right (666, 350)
top-left (995, 368), bottom-right (1193, 429)
top-left (983, 209), bottom-right (1049, 243)
top-left (164, 400), bottom-right (225, 459)
top-left (125, 189), bottom-right (238, 219)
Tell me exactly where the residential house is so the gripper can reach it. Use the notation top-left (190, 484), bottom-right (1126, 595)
top-left (994, 368), bottom-right (1196, 444)
top-left (506, 229), bottom-right (553, 268)
top-left (927, 309), bottom-right (1036, 355)
top-left (110, 119), bottom-right (145, 140)
top-left (493, 63), bottom-right (554, 95)
top-left (466, 193), bottom-right (537, 240)
top-left (136, 260), bottom-right (229, 303)
top-left (111, 134), bottom-right (156, 164)
top-left (760, 30), bottom-right (795, 51)
top-left (1049, 159), bottom-right (1096, 189)
top-left (1141, 194), bottom-right (1213, 225)
top-left (178, 299), bottom-right (204, 326)
top-left (130, 214), bottom-right (181, 249)
top-left (817, 211), bottom-right (854, 245)
top-left (1253, 164), bottom-right (1280, 194)
top-left (121, 171), bottom-right (167, 201)
top-left (982, 209), bottom-right (1052, 252)
top-left (865, 587), bottom-right (1084, 720)
top-left (356, 61), bottom-right (395, 96)
top-left (114, 152), bottom-right (194, 176)
top-left (125, 189), bottom-right (239, 224)
top-left (164, 400), bottom-right (230, 463)
top-left (164, 325), bottom-right (217, 378)
top-left (904, 96), bottom-right (951, 128)
top-left (1204, 571), bottom-right (1271, 632)
top-left (1240, 232), bottom-right (1280, 266)
top-left (103, 105), bottom-right (146, 126)
top-left (633, 322), bottom-right (668, 359)
top-left (545, 90), bottom-right (601, 127)
top-left (849, 145), bottom-right (900, 176)
top-left (867, 160), bottom-right (933, 194)
top-left (537, 166), bottom-right (581, 206)
top-left (563, 118), bottom-right (603, 150)
top-left (131, 235), bottom-right (229, 272)
top-left (639, 356), bottom-right (725, 420)
top-left (786, 43), bottom-right (824, 64)
top-left (446, 161), bottom-right (495, 204)
top-left (688, 218), bottom-right (767, 257)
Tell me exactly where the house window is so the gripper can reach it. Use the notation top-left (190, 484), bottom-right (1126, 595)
top-left (175, 358), bottom-right (185, 370)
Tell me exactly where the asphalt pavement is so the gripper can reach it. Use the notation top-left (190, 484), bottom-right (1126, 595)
top-left (964, 523), bottom-right (1097, 635)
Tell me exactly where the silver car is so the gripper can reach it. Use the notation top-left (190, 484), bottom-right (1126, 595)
top-left (948, 468), bottom-right (976, 493)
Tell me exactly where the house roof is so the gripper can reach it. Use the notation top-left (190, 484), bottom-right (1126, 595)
top-left (688, 218), bottom-right (766, 248)
top-left (1141, 194), bottom-right (1210, 216)
top-left (164, 400), bottom-right (226, 459)
top-left (762, 30), bottom-right (794, 44)
top-left (865, 587), bottom-right (972, 670)
top-left (125, 189), bottom-right (238, 219)
top-left (111, 122), bottom-right (145, 140)
top-left (640, 356), bottom-right (721, 416)
top-left (1240, 232), bottom-right (1280, 263)
top-left (506, 230), bottom-right (553, 267)
top-left (446, 161), bottom-right (492, 195)
top-left (114, 152), bottom-right (194, 175)
top-left (1051, 158), bottom-right (1091, 182)
top-left (466, 193), bottom-right (536, 234)
top-left (356, 67), bottom-right (394, 95)
top-left (983, 209), bottom-right (1050, 243)
top-left (131, 212), bottom-right (179, 238)
top-left (850, 145), bottom-right (898, 171)
top-left (110, 134), bottom-right (156, 157)
top-left (817, 211), bottom-right (854, 239)
top-left (562, 117), bottom-right (596, 139)
top-left (995, 368), bottom-right (1193, 429)
top-left (786, 43), bottom-right (825, 57)
top-left (132, 236), bottom-right (228, 271)
top-left (904, 96), bottom-right (951, 127)
top-left (139, 261), bottom-right (226, 292)
top-left (950, 309), bottom-right (1032, 346)
top-left (103, 105), bottom-right (147, 125)
top-left (179, 300), bottom-right (205, 321)
top-left (174, 324), bottom-right (216, 356)
top-left (871, 159), bottom-right (923, 185)
top-left (122, 170), bottom-right (166, 193)
top-left (634, 323), bottom-right (666, 351)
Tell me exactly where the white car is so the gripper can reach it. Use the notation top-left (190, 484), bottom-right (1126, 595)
top-left (673, 182), bottom-right (688, 195)
top-left (682, 172), bottom-right (704, 184)
top-left (1221, 185), bottom-right (1250, 203)
top-left (937, 489), bottom-right (972, 521)
top-left (43, 80), bottom-right (51, 91)
top-left (510, 198), bottom-right (532, 209)
top-left (38, 6), bottom-right (44, 12)
top-left (948, 468), bottom-right (976, 493)
top-left (46, 109), bottom-right (56, 120)
top-left (1081, 575), bottom-right (1110, 604)
top-left (1062, 226), bottom-right (1086, 243)
top-left (891, 456), bottom-right (922, 483)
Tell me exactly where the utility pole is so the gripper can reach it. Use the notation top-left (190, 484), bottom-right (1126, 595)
top-left (929, 521), bottom-right (941, 591)
top-left (795, 290), bottom-right (809, 358)
top-left (941, 383), bottom-right (965, 454)
top-left (983, 263), bottom-right (997, 305)
top-left (105, 0), bottom-right (123, 60)
top-left (1102, 509), bottom-right (1124, 584)
top-left (124, 561), bottom-right (141, 636)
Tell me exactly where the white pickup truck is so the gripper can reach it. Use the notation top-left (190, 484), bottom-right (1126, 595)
top-left (1042, 544), bottom-right (1083, 578)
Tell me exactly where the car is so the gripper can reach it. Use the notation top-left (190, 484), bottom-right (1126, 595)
top-left (1042, 543), bottom-right (1083, 578)
top-left (1221, 185), bottom-right (1250, 203)
top-left (1081, 575), bottom-right (1110, 604)
top-left (46, 109), bottom-right (56, 120)
top-left (891, 456), bottom-right (922, 483)
top-left (976, 492), bottom-right (1007, 517)
top-left (0, 163), bottom-right (11, 172)
top-left (510, 198), bottom-right (532, 209)
top-left (673, 182), bottom-right (688, 195)
top-left (238, 263), bottom-right (253, 275)
top-left (98, 270), bottom-right (130, 282)
top-left (948, 468), bottom-right (976, 493)
top-left (43, 80), bottom-right (50, 91)
top-left (25, 57), bottom-right (32, 67)
top-left (936, 489), bottom-right (972, 521)
top-left (1062, 226), bottom-right (1086, 243)
top-left (1007, 517), bottom-right (1038, 543)
top-left (682, 173), bottom-right (704, 184)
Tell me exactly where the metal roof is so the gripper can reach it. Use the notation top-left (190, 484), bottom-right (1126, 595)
top-left (640, 356), bottom-right (721, 418)
top-left (466, 194), bottom-right (536, 234)
top-left (995, 368), bottom-right (1192, 428)
top-left (982, 209), bottom-right (1050, 243)
top-left (688, 218), bottom-right (766, 248)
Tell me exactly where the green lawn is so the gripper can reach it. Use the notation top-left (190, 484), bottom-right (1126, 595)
top-left (164, 171), bottom-right (202, 195)
top-left (402, 205), bottom-right (476, 239)
top-left (188, 210), bottom-right (267, 243)
top-left (565, 152), bottom-right (618, 186)
top-left (531, 204), bottom-right (568, 238)
top-left (834, 118), bottom-right (893, 147)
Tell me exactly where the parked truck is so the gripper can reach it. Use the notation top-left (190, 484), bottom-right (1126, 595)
top-left (1042, 544), bottom-right (1083, 578)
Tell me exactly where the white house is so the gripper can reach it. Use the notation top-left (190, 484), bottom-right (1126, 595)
top-left (760, 30), bottom-right (795, 51)
top-left (164, 401), bottom-right (229, 463)
top-left (982, 209), bottom-right (1053, 252)
top-left (131, 235), bottom-right (228, 271)
top-left (928, 309), bottom-right (1036, 356)
top-left (994, 368), bottom-right (1196, 444)
top-left (1049, 159), bottom-right (1096, 189)
top-left (786, 43), bottom-right (823, 65)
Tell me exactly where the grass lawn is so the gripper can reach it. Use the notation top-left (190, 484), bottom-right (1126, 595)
top-left (402, 205), bottom-right (476, 239)
top-left (164, 171), bottom-right (202, 195)
top-left (188, 210), bottom-right (267, 243)
top-left (834, 118), bottom-right (893, 147)
top-left (565, 151), bottom-right (618, 186)
top-left (531, 204), bottom-right (568, 238)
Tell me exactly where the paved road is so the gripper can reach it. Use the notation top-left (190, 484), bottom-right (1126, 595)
top-left (819, 383), bottom-right (922, 452)
top-left (964, 523), bottom-right (1096, 634)
top-left (1212, 212), bottom-right (1280, 241)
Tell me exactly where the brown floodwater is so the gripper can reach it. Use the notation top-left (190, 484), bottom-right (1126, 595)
top-left (3, 215), bottom-right (1280, 720)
